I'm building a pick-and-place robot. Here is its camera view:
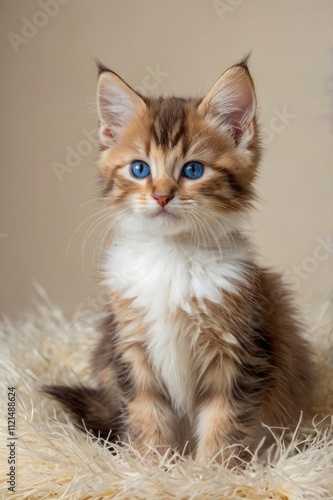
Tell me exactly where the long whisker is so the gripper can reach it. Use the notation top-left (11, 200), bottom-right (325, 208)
top-left (79, 197), bottom-right (104, 209)
top-left (94, 208), bottom-right (135, 267)
top-left (74, 202), bottom-right (134, 272)
top-left (185, 213), bottom-right (204, 253)
top-left (66, 208), bottom-right (111, 258)
top-left (78, 212), bottom-right (116, 271)
top-left (95, 206), bottom-right (144, 272)
top-left (197, 208), bottom-right (239, 251)
top-left (189, 211), bottom-right (224, 260)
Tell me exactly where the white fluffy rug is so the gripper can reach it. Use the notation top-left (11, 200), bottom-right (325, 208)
top-left (1, 286), bottom-right (333, 499)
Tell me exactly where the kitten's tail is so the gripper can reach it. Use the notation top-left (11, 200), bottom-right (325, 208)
top-left (43, 385), bottom-right (125, 441)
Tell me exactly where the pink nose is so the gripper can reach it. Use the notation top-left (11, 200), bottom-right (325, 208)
top-left (153, 195), bottom-right (173, 208)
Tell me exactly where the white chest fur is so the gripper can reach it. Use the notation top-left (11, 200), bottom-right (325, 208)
top-left (104, 235), bottom-right (250, 415)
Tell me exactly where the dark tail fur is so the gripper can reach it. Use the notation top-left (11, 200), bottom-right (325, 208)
top-left (43, 385), bottom-right (126, 442)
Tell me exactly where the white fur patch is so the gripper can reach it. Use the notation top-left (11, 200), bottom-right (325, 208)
top-left (104, 234), bottom-right (250, 415)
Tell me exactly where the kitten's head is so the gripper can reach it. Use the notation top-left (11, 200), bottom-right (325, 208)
top-left (96, 59), bottom-right (260, 239)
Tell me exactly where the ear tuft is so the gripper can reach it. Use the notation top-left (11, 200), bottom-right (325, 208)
top-left (95, 58), bottom-right (112, 76)
top-left (234, 52), bottom-right (252, 71)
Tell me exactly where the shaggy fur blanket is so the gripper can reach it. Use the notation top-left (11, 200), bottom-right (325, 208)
top-left (0, 286), bottom-right (332, 499)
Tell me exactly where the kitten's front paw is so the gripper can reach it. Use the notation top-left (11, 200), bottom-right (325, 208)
top-left (125, 428), bottom-right (175, 465)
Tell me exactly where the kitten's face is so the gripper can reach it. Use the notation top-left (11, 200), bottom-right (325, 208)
top-left (97, 62), bottom-right (260, 238)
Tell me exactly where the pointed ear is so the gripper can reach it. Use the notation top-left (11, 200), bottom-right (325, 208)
top-left (97, 69), bottom-right (146, 147)
top-left (198, 64), bottom-right (257, 149)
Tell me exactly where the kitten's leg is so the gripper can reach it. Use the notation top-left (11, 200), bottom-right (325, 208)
top-left (121, 344), bottom-right (177, 456)
top-left (195, 393), bottom-right (240, 465)
top-left (194, 356), bottom-right (268, 465)
top-left (95, 320), bottom-right (177, 455)
top-left (126, 393), bottom-right (176, 456)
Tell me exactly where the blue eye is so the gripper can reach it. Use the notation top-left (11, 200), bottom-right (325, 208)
top-left (130, 161), bottom-right (150, 178)
top-left (182, 162), bottom-right (204, 179)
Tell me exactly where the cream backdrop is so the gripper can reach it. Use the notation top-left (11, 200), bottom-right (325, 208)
top-left (0, 0), bottom-right (332, 318)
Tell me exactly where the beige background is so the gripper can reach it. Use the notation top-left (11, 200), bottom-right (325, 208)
top-left (0, 0), bottom-right (332, 319)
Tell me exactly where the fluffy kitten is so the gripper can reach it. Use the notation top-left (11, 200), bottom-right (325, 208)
top-left (46, 58), bottom-right (313, 464)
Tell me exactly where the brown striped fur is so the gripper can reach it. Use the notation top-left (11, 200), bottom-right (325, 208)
top-left (45, 59), bottom-right (313, 465)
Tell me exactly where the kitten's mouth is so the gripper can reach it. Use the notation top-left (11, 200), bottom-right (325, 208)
top-left (153, 209), bottom-right (178, 220)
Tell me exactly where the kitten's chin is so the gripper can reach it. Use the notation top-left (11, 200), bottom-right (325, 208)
top-left (145, 213), bottom-right (189, 236)
top-left (119, 211), bottom-right (189, 236)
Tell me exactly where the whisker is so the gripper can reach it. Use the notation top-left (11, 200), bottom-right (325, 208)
top-left (189, 211), bottom-right (224, 260)
top-left (94, 208), bottom-right (135, 267)
top-left (66, 208), bottom-right (111, 259)
top-left (78, 212), bottom-right (115, 271)
top-left (79, 197), bottom-right (104, 209)
top-left (196, 208), bottom-right (240, 251)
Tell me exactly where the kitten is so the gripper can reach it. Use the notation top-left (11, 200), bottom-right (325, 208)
top-left (45, 58), bottom-right (313, 465)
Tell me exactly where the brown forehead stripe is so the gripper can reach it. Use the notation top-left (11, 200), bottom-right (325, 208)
top-left (148, 97), bottom-right (189, 149)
